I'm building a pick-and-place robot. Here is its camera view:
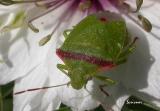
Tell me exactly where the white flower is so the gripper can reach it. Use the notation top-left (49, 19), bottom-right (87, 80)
top-left (0, 0), bottom-right (160, 111)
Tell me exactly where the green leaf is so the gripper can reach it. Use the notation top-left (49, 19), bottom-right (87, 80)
top-left (0, 82), bottom-right (14, 111)
top-left (56, 104), bottom-right (72, 111)
top-left (93, 105), bottom-right (105, 111)
top-left (1, 82), bottom-right (14, 98)
top-left (3, 99), bottom-right (13, 111)
top-left (57, 104), bottom-right (106, 111)
top-left (121, 96), bottom-right (160, 111)
top-left (0, 88), bottom-right (3, 111)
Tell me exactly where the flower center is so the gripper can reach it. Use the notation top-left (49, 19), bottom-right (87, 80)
top-left (0, 0), bottom-right (152, 46)
top-left (79, 0), bottom-right (93, 11)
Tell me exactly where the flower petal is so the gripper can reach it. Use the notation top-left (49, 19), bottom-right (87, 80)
top-left (0, 27), bottom-right (51, 84)
top-left (126, 1), bottom-right (160, 107)
top-left (13, 62), bottom-right (60, 111)
top-left (90, 1), bottom-right (160, 109)
top-left (44, 8), bottom-right (102, 110)
top-left (0, 0), bottom-right (80, 85)
top-left (0, 5), bottom-right (58, 84)
top-left (100, 7), bottom-right (160, 110)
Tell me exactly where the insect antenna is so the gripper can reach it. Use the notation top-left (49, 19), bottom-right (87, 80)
top-left (14, 82), bottom-right (70, 95)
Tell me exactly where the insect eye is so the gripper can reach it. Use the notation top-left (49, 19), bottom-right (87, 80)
top-left (99, 17), bottom-right (107, 22)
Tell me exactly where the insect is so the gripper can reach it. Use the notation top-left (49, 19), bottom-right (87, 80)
top-left (15, 11), bottom-right (137, 96)
top-left (56, 11), bottom-right (138, 95)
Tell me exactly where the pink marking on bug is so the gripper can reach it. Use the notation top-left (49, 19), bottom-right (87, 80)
top-left (56, 49), bottom-right (115, 68)
top-left (100, 17), bottom-right (107, 22)
top-left (98, 64), bottom-right (116, 72)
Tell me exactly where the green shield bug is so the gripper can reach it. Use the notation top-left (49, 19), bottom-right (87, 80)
top-left (14, 11), bottom-right (137, 97)
top-left (56, 11), bottom-right (138, 94)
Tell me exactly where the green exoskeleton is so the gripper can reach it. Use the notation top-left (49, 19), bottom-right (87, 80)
top-left (56, 11), bottom-right (137, 94)
top-left (14, 11), bottom-right (137, 95)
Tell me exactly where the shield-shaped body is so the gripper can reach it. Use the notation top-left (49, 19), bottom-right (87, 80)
top-left (56, 11), bottom-right (136, 89)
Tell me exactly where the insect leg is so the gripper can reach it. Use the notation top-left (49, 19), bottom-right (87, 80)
top-left (57, 64), bottom-right (72, 88)
top-left (94, 75), bottom-right (116, 85)
top-left (121, 37), bottom-right (138, 54)
top-left (115, 37), bottom-right (138, 64)
top-left (57, 64), bottom-right (69, 77)
top-left (99, 84), bottom-right (110, 96)
top-left (94, 75), bottom-right (116, 96)
top-left (63, 29), bottom-right (72, 38)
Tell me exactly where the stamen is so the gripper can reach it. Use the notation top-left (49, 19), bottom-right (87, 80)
top-left (117, 0), bottom-right (143, 13)
top-left (28, 23), bottom-right (39, 33)
top-left (28, 0), bottom-right (67, 32)
top-left (1, 11), bottom-right (25, 33)
top-left (0, 59), bottom-right (3, 63)
top-left (79, 0), bottom-right (92, 11)
top-left (30, 0), bottom-right (66, 22)
top-left (138, 14), bottom-right (152, 32)
top-left (132, 0), bottom-right (143, 13)
top-left (0, 0), bottom-right (48, 5)
top-left (39, 34), bottom-right (52, 46)
top-left (38, 17), bottom-right (61, 46)
top-left (116, 1), bottom-right (152, 33)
